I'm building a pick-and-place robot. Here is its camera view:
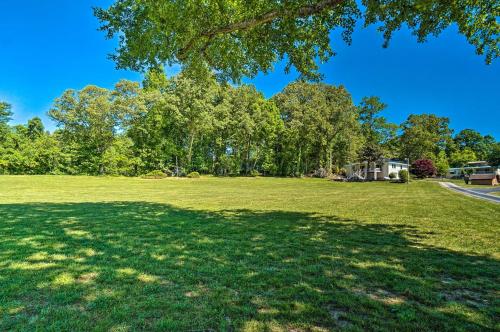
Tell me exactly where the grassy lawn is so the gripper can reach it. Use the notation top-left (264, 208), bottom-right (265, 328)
top-left (0, 176), bottom-right (498, 331)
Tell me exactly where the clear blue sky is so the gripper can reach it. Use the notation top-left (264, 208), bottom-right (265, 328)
top-left (1, 1), bottom-right (499, 139)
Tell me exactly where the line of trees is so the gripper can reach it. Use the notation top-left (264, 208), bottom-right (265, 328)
top-left (1, 73), bottom-right (498, 176)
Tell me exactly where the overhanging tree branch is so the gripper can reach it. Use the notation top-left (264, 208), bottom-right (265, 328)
top-left (177, 0), bottom-right (345, 60)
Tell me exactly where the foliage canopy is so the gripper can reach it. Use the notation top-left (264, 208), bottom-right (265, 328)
top-left (0, 77), bottom-right (497, 176)
top-left (95, 0), bottom-right (499, 81)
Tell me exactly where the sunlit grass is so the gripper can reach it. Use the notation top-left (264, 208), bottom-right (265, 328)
top-left (0, 176), bottom-right (498, 331)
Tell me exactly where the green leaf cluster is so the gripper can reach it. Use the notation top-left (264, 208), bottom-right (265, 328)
top-left (94, 0), bottom-right (498, 82)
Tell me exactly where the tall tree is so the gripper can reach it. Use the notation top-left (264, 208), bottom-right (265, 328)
top-left (27, 117), bottom-right (45, 140)
top-left (487, 143), bottom-right (500, 166)
top-left (273, 82), bottom-right (359, 175)
top-left (128, 71), bottom-right (221, 173)
top-left (454, 129), bottom-right (496, 161)
top-left (449, 148), bottom-right (477, 167)
top-left (49, 84), bottom-right (126, 174)
top-left (435, 150), bottom-right (450, 177)
top-left (95, 0), bottom-right (498, 81)
top-left (125, 70), bottom-right (178, 172)
top-left (0, 102), bottom-right (13, 172)
top-left (0, 102), bottom-right (12, 124)
top-left (224, 85), bottom-right (281, 175)
top-left (399, 114), bottom-right (453, 162)
top-left (357, 96), bottom-right (397, 162)
top-left (166, 74), bottom-right (220, 171)
top-left (0, 102), bottom-right (12, 141)
top-left (102, 135), bottom-right (140, 176)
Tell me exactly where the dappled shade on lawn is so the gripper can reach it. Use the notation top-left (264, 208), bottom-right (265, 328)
top-left (0, 202), bottom-right (498, 331)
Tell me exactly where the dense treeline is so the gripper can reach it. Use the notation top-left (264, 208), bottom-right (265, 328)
top-left (0, 73), bottom-right (498, 176)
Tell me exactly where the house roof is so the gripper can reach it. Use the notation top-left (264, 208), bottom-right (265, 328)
top-left (467, 161), bottom-right (488, 165)
top-left (470, 174), bottom-right (497, 180)
top-left (385, 160), bottom-right (409, 165)
top-left (345, 159), bottom-right (409, 167)
top-left (449, 165), bottom-right (498, 171)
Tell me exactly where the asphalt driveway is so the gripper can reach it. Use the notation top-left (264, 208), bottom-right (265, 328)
top-left (439, 182), bottom-right (500, 204)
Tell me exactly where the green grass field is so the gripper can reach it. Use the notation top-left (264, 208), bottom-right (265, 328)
top-left (0, 176), bottom-right (498, 331)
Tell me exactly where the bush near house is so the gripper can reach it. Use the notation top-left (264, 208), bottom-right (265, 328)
top-left (389, 172), bottom-right (397, 180)
top-left (399, 169), bottom-right (409, 183)
top-left (411, 159), bottom-right (436, 178)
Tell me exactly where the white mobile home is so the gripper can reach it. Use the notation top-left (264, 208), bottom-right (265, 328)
top-left (345, 159), bottom-right (409, 181)
top-left (447, 161), bottom-right (499, 178)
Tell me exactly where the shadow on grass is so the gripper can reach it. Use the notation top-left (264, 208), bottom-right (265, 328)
top-left (0, 202), bottom-right (497, 331)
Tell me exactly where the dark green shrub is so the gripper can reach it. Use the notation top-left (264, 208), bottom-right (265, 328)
top-left (187, 171), bottom-right (200, 178)
top-left (399, 169), bottom-right (409, 183)
top-left (142, 170), bottom-right (168, 179)
top-left (388, 172), bottom-right (397, 180)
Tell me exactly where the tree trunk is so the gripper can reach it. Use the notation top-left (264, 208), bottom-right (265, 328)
top-left (187, 133), bottom-right (195, 169)
top-left (296, 145), bottom-right (302, 176)
top-left (252, 146), bottom-right (260, 171)
top-left (328, 148), bottom-right (333, 174)
top-left (246, 139), bottom-right (251, 175)
top-left (97, 144), bottom-right (105, 175)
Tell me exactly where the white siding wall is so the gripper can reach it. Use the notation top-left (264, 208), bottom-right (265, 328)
top-left (382, 164), bottom-right (390, 178)
top-left (386, 163), bottom-right (408, 179)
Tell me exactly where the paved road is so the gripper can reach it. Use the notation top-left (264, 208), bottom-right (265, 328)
top-left (439, 182), bottom-right (500, 204)
top-left (466, 187), bottom-right (500, 194)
